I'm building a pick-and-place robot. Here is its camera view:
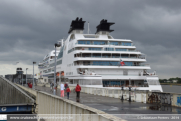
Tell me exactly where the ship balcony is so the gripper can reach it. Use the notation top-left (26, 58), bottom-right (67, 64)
top-left (75, 41), bottom-right (135, 46)
top-left (74, 62), bottom-right (151, 69)
top-left (74, 47), bottom-right (137, 52)
top-left (74, 53), bottom-right (146, 62)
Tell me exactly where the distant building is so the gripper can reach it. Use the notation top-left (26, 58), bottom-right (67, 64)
top-left (5, 68), bottom-right (34, 84)
top-left (172, 80), bottom-right (178, 83)
top-left (0, 75), bottom-right (3, 77)
top-left (164, 80), bottom-right (171, 83)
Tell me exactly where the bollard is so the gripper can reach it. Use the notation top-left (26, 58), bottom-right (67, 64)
top-left (129, 87), bottom-right (131, 102)
top-left (121, 86), bottom-right (124, 100)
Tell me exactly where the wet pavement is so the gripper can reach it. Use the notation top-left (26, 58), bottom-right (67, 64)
top-left (34, 86), bottom-right (181, 115)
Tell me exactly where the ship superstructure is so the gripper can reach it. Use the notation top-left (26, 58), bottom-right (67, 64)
top-left (38, 18), bottom-right (162, 92)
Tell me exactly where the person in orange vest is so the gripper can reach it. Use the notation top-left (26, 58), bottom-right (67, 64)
top-left (66, 86), bottom-right (71, 99)
top-left (75, 84), bottom-right (81, 102)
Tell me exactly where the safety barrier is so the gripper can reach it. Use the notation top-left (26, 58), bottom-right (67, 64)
top-left (37, 83), bottom-right (181, 108)
top-left (67, 85), bottom-right (181, 107)
top-left (0, 76), bottom-right (34, 104)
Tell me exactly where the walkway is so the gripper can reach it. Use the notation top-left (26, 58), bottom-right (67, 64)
top-left (34, 85), bottom-right (181, 115)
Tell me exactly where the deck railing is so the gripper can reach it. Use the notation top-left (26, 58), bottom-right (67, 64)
top-left (75, 43), bottom-right (135, 46)
top-left (74, 55), bottom-right (146, 59)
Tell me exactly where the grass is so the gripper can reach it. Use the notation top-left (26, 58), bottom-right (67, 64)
top-left (160, 83), bottom-right (181, 86)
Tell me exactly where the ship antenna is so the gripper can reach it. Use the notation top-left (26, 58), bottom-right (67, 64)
top-left (87, 22), bottom-right (92, 34)
top-left (88, 22), bottom-right (89, 34)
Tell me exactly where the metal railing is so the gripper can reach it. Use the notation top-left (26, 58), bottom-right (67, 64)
top-left (75, 63), bottom-right (150, 67)
top-left (75, 55), bottom-right (146, 59)
top-left (75, 43), bottom-right (135, 46)
top-left (75, 48), bottom-right (139, 52)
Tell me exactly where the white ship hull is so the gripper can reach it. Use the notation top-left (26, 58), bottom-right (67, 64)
top-left (38, 18), bottom-right (163, 92)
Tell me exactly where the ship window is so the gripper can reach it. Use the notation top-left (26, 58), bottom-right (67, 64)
top-left (122, 42), bottom-right (131, 46)
top-left (91, 61), bottom-right (133, 66)
top-left (104, 48), bottom-right (114, 51)
top-left (124, 62), bottom-right (133, 66)
top-left (57, 45), bottom-right (64, 59)
top-left (116, 48), bottom-right (127, 51)
top-left (57, 60), bottom-right (62, 65)
top-left (121, 81), bottom-right (125, 85)
top-left (112, 54), bottom-right (120, 58)
top-left (92, 54), bottom-right (101, 57)
top-left (121, 54), bottom-right (129, 58)
top-left (109, 41), bottom-right (119, 45)
top-left (94, 41), bottom-right (106, 45)
top-left (102, 54), bottom-right (111, 58)
top-left (92, 61), bottom-right (119, 66)
top-left (78, 40), bottom-right (91, 44)
top-left (89, 48), bottom-right (101, 51)
top-left (103, 81), bottom-right (120, 87)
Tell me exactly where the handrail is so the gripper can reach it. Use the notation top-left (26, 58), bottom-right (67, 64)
top-left (75, 43), bottom-right (135, 46)
top-left (75, 64), bottom-right (150, 67)
top-left (74, 56), bottom-right (146, 59)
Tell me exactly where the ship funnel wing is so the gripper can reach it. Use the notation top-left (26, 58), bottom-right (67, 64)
top-left (68, 17), bottom-right (86, 34)
top-left (96, 19), bottom-right (115, 34)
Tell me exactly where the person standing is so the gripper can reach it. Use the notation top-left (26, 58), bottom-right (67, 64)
top-left (75, 84), bottom-right (81, 102)
top-left (60, 82), bottom-right (64, 97)
top-left (50, 82), bottom-right (54, 92)
top-left (55, 82), bottom-right (58, 94)
top-left (66, 86), bottom-right (71, 99)
top-left (27, 82), bottom-right (32, 88)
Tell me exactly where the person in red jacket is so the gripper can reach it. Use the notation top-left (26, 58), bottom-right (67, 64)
top-left (75, 84), bottom-right (81, 102)
top-left (27, 82), bottom-right (32, 88)
top-left (66, 86), bottom-right (71, 99)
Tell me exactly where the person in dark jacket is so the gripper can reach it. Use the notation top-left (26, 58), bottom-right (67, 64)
top-left (66, 86), bottom-right (71, 99)
top-left (75, 84), bottom-right (81, 102)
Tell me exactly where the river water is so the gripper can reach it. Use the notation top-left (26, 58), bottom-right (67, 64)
top-left (162, 85), bottom-right (181, 93)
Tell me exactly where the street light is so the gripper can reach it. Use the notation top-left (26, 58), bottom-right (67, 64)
top-left (26, 68), bottom-right (28, 87)
top-left (129, 78), bottom-right (131, 102)
top-left (14, 62), bottom-right (19, 83)
top-left (121, 86), bottom-right (124, 100)
top-left (53, 43), bottom-right (60, 95)
top-left (22, 70), bottom-right (23, 86)
top-left (33, 62), bottom-right (36, 90)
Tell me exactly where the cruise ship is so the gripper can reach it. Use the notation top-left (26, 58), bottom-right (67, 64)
top-left (38, 17), bottom-right (163, 92)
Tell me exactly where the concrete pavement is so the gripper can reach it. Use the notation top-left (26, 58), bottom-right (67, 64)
top-left (34, 85), bottom-right (181, 115)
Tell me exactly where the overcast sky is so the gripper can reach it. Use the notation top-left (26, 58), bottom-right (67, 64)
top-left (0, 0), bottom-right (180, 79)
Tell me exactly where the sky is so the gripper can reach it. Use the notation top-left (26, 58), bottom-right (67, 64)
top-left (0, 0), bottom-right (181, 79)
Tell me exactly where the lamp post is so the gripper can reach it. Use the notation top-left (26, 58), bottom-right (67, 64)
top-left (26, 68), bottom-right (28, 87)
top-left (129, 78), bottom-right (131, 102)
top-left (53, 43), bottom-right (59, 95)
top-left (33, 62), bottom-right (36, 90)
top-left (121, 86), bottom-right (124, 100)
top-left (22, 70), bottom-right (23, 86)
top-left (15, 62), bottom-right (19, 83)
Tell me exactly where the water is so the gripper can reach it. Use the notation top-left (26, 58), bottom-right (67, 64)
top-left (162, 85), bottom-right (181, 93)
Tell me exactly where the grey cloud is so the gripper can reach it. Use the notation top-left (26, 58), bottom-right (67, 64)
top-left (0, 0), bottom-right (181, 78)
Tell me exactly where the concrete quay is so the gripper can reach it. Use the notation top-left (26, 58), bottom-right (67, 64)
top-left (34, 85), bottom-right (181, 115)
